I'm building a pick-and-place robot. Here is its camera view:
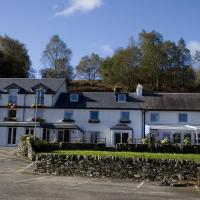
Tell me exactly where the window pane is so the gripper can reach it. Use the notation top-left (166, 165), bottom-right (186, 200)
top-left (179, 113), bottom-right (187, 122)
top-left (90, 111), bottom-right (99, 120)
top-left (8, 110), bottom-right (16, 118)
top-left (9, 89), bottom-right (18, 104)
top-left (173, 133), bottom-right (181, 143)
top-left (70, 94), bottom-right (78, 102)
top-left (121, 112), bottom-right (129, 120)
top-left (150, 113), bottom-right (159, 122)
top-left (36, 90), bottom-right (44, 105)
top-left (8, 128), bottom-right (12, 144)
top-left (12, 128), bottom-right (16, 144)
top-left (163, 132), bottom-right (170, 140)
top-left (64, 112), bottom-right (73, 120)
top-left (118, 94), bottom-right (126, 102)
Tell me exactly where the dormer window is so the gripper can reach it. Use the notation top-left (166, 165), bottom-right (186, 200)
top-left (36, 89), bottom-right (44, 105)
top-left (70, 94), bottom-right (79, 102)
top-left (117, 94), bottom-right (126, 102)
top-left (8, 89), bottom-right (18, 104)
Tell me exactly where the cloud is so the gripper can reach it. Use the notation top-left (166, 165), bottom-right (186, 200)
top-left (101, 44), bottom-right (113, 55)
top-left (187, 40), bottom-right (200, 56)
top-left (55, 0), bottom-right (103, 16)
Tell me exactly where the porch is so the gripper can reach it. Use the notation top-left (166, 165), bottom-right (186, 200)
top-left (145, 124), bottom-right (200, 145)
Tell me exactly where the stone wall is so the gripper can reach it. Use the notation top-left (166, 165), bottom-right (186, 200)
top-left (17, 139), bottom-right (35, 161)
top-left (35, 154), bottom-right (199, 181)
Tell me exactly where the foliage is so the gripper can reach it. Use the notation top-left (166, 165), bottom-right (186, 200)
top-left (40, 35), bottom-right (74, 80)
top-left (0, 35), bottom-right (33, 78)
top-left (47, 150), bottom-right (200, 163)
top-left (184, 138), bottom-right (191, 145)
top-left (100, 30), bottom-right (195, 91)
top-left (161, 138), bottom-right (170, 145)
top-left (100, 46), bottom-right (141, 91)
top-left (141, 138), bottom-right (149, 144)
top-left (76, 53), bottom-right (103, 81)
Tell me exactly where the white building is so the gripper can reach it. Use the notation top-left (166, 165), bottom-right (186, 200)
top-left (0, 78), bottom-right (199, 147)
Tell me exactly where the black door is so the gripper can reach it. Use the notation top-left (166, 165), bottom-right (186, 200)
top-left (58, 130), bottom-right (70, 143)
top-left (122, 133), bottom-right (129, 143)
top-left (115, 133), bottom-right (121, 145)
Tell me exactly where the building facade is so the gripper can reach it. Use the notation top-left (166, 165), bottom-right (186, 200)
top-left (0, 78), bottom-right (199, 147)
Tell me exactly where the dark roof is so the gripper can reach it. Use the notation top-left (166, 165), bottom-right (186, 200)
top-left (0, 78), bottom-right (65, 93)
top-left (55, 92), bottom-right (142, 109)
top-left (111, 123), bottom-right (133, 130)
top-left (139, 93), bottom-right (200, 111)
top-left (55, 91), bottom-right (200, 111)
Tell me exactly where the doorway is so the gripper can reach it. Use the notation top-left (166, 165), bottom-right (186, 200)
top-left (58, 130), bottom-right (70, 143)
top-left (8, 127), bottom-right (16, 145)
top-left (114, 132), bottom-right (129, 145)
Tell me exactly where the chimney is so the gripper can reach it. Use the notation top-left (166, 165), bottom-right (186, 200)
top-left (136, 83), bottom-right (143, 97)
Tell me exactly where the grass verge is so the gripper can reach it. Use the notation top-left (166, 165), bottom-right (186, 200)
top-left (43, 150), bottom-right (200, 163)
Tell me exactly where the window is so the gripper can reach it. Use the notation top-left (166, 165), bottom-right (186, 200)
top-left (8, 128), bottom-right (16, 144)
top-left (8, 89), bottom-right (18, 104)
top-left (8, 110), bottom-right (16, 120)
top-left (179, 113), bottom-right (187, 122)
top-left (36, 90), bottom-right (44, 105)
top-left (163, 132), bottom-right (170, 140)
top-left (90, 132), bottom-right (99, 144)
top-left (150, 113), bottom-right (159, 122)
top-left (43, 129), bottom-right (50, 141)
top-left (173, 133), bottom-right (181, 143)
top-left (120, 112), bottom-right (130, 121)
top-left (26, 128), bottom-right (34, 135)
top-left (194, 134), bottom-right (200, 144)
top-left (70, 94), bottom-right (79, 102)
top-left (64, 111), bottom-right (74, 121)
top-left (90, 111), bottom-right (99, 120)
top-left (184, 133), bottom-right (191, 143)
top-left (117, 94), bottom-right (126, 102)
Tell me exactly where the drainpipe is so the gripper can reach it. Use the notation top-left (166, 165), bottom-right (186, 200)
top-left (23, 92), bottom-right (27, 121)
top-left (142, 110), bottom-right (146, 139)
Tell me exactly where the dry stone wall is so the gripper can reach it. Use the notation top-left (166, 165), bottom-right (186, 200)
top-left (35, 154), bottom-right (199, 181)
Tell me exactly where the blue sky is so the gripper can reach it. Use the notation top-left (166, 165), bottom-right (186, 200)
top-left (0, 0), bottom-right (200, 76)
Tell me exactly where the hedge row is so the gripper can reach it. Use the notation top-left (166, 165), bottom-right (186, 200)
top-left (116, 143), bottom-right (200, 154)
top-left (27, 136), bottom-right (200, 154)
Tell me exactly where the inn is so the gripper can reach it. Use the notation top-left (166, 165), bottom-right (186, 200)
top-left (0, 78), bottom-right (200, 147)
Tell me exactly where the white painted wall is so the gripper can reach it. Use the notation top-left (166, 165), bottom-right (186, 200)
top-left (146, 111), bottom-right (200, 125)
top-left (42, 108), bottom-right (143, 146)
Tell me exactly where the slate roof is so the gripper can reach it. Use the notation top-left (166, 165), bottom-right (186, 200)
top-left (139, 93), bottom-right (200, 111)
top-left (0, 78), bottom-right (65, 93)
top-left (55, 92), bottom-right (200, 111)
top-left (55, 92), bottom-right (143, 109)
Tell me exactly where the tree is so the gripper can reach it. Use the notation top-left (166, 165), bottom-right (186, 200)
top-left (100, 46), bottom-right (141, 91)
top-left (0, 35), bottom-right (32, 77)
top-left (194, 50), bottom-right (200, 63)
top-left (139, 30), bottom-right (165, 88)
top-left (76, 53), bottom-right (103, 80)
top-left (40, 35), bottom-right (73, 79)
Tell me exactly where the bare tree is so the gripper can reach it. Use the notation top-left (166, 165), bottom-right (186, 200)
top-left (40, 35), bottom-right (74, 79)
top-left (76, 53), bottom-right (103, 80)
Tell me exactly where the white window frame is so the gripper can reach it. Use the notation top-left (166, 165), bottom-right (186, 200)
top-left (178, 113), bottom-right (188, 123)
top-left (120, 112), bottom-right (130, 121)
top-left (150, 113), bottom-right (159, 122)
top-left (117, 94), bottom-right (126, 102)
top-left (36, 89), bottom-right (45, 105)
top-left (64, 111), bottom-right (73, 120)
top-left (8, 89), bottom-right (18, 104)
top-left (70, 94), bottom-right (79, 102)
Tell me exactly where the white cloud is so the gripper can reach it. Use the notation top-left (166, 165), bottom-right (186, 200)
top-left (187, 40), bottom-right (200, 56)
top-left (101, 44), bottom-right (113, 55)
top-left (55, 0), bottom-right (103, 16)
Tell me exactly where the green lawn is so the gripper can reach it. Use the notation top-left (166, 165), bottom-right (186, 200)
top-left (46, 150), bottom-right (200, 163)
